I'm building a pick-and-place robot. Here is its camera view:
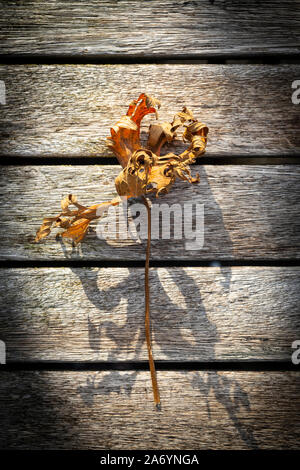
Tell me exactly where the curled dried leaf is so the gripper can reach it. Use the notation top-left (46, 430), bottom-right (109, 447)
top-left (61, 218), bottom-right (91, 244)
top-left (35, 217), bottom-right (60, 242)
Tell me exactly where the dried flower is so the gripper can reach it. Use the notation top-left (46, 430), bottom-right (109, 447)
top-left (35, 94), bottom-right (208, 409)
top-left (36, 93), bottom-right (208, 244)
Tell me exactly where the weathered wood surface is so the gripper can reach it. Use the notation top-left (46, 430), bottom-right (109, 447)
top-left (0, 65), bottom-right (299, 157)
top-left (0, 1), bottom-right (299, 57)
top-left (0, 165), bottom-right (299, 260)
top-left (0, 371), bottom-right (299, 449)
top-left (0, 267), bottom-right (299, 361)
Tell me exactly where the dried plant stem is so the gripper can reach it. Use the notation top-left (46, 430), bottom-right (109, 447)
top-left (142, 196), bottom-right (161, 411)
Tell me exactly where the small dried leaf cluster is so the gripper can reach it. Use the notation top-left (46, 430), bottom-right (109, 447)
top-left (35, 194), bottom-right (120, 244)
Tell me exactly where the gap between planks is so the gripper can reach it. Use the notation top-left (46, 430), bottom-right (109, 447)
top-left (2, 361), bottom-right (299, 372)
top-left (1, 54), bottom-right (300, 64)
top-left (1, 157), bottom-right (300, 166)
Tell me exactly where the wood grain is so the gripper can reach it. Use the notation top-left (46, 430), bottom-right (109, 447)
top-left (1, 0), bottom-right (299, 453)
top-left (0, 1), bottom-right (299, 57)
top-left (0, 165), bottom-right (299, 260)
top-left (0, 267), bottom-right (299, 361)
top-left (0, 65), bottom-right (299, 157)
top-left (0, 371), bottom-right (299, 449)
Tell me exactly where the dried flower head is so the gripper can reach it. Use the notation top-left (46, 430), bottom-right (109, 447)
top-left (35, 93), bottom-right (208, 244)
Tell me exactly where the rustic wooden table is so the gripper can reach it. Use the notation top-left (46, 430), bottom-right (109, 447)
top-left (0, 0), bottom-right (299, 450)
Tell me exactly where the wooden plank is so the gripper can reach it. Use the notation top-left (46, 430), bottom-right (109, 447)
top-left (0, 267), bottom-right (299, 361)
top-left (0, 65), bottom-right (299, 157)
top-left (0, 371), bottom-right (299, 449)
top-left (0, 1), bottom-right (299, 57)
top-left (0, 165), bottom-right (299, 260)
